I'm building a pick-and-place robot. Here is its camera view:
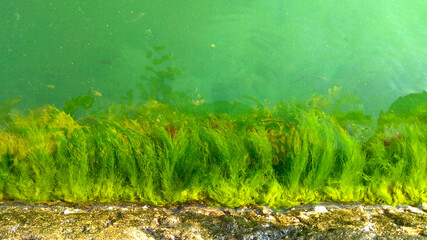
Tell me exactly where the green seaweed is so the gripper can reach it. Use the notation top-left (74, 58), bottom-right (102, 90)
top-left (0, 98), bottom-right (21, 129)
top-left (387, 91), bottom-right (427, 117)
top-left (63, 92), bottom-right (95, 118)
top-left (0, 89), bottom-right (426, 208)
top-left (138, 47), bottom-right (187, 108)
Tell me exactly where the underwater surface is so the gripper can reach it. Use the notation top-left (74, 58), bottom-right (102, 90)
top-left (0, 1), bottom-right (426, 208)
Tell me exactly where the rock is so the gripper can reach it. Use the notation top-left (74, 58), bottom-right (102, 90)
top-left (407, 206), bottom-right (424, 215)
top-left (63, 208), bottom-right (79, 214)
top-left (124, 228), bottom-right (155, 240)
top-left (9, 225), bottom-right (18, 233)
top-left (0, 202), bottom-right (426, 239)
top-left (256, 206), bottom-right (270, 215)
top-left (314, 205), bottom-right (328, 214)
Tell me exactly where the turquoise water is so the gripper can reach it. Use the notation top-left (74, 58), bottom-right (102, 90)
top-left (1, 1), bottom-right (427, 114)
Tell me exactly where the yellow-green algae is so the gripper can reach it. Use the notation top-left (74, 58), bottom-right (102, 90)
top-left (0, 91), bottom-right (426, 208)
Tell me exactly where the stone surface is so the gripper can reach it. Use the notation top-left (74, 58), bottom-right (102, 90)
top-left (0, 201), bottom-right (426, 239)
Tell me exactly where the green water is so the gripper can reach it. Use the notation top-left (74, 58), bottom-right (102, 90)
top-left (0, 1), bottom-right (426, 207)
top-left (2, 1), bottom-right (426, 113)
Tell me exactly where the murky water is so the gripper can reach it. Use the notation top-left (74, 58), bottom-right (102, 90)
top-left (1, 1), bottom-right (426, 114)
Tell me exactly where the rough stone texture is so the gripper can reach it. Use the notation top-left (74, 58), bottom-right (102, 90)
top-left (0, 201), bottom-right (426, 239)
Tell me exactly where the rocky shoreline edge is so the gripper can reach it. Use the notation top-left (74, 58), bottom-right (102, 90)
top-left (1, 201), bottom-right (426, 239)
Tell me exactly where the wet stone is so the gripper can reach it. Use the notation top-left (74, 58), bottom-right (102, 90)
top-left (0, 202), bottom-right (426, 239)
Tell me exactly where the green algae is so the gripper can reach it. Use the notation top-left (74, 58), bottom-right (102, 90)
top-left (63, 92), bottom-right (96, 118)
top-left (0, 90), bottom-right (426, 208)
top-left (387, 90), bottom-right (427, 117)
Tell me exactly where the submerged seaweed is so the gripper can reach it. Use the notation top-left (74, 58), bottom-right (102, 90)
top-left (0, 90), bottom-right (426, 208)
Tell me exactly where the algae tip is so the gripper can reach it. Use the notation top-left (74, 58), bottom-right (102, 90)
top-left (130, 12), bottom-right (145, 23)
top-left (14, 11), bottom-right (21, 21)
top-left (92, 90), bottom-right (103, 97)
